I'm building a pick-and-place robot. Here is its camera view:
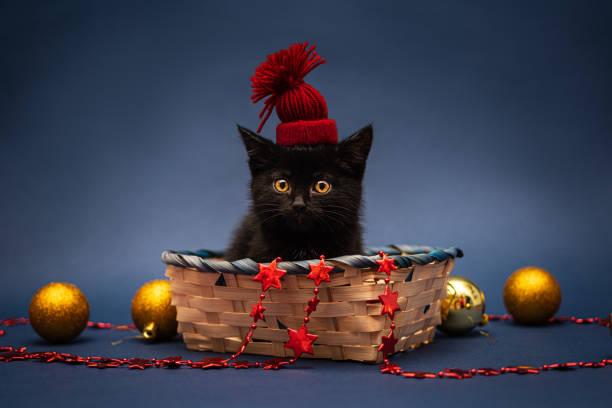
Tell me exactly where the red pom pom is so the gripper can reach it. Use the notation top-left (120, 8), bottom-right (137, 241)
top-left (251, 42), bottom-right (328, 133)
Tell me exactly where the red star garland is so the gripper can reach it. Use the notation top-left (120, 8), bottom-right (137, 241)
top-left (305, 296), bottom-right (320, 314)
top-left (476, 367), bottom-right (500, 376)
top-left (156, 356), bottom-right (185, 368)
top-left (0, 350), bottom-right (28, 362)
top-left (441, 368), bottom-right (474, 379)
top-left (378, 331), bottom-right (398, 357)
top-left (547, 362), bottom-right (579, 371)
top-left (307, 255), bottom-right (333, 286)
top-left (128, 358), bottom-right (153, 370)
top-left (262, 358), bottom-right (290, 370)
top-left (59, 355), bottom-right (86, 364)
top-left (402, 371), bottom-right (437, 379)
top-left (380, 363), bottom-right (403, 374)
top-left (378, 285), bottom-right (400, 319)
top-left (250, 302), bottom-right (266, 323)
top-left (376, 251), bottom-right (397, 276)
top-left (582, 361), bottom-right (607, 368)
top-left (231, 360), bottom-right (252, 369)
top-left (2, 268), bottom-right (612, 379)
top-left (0, 317), bottom-right (611, 377)
top-left (284, 324), bottom-right (318, 359)
top-left (87, 357), bottom-right (123, 369)
top-left (32, 352), bottom-right (59, 363)
top-left (253, 258), bottom-right (287, 292)
top-left (504, 366), bottom-right (540, 375)
top-left (192, 356), bottom-right (227, 369)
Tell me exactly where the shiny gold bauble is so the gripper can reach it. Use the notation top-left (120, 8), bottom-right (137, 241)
top-left (503, 266), bottom-right (561, 325)
top-left (28, 282), bottom-right (90, 343)
top-left (437, 276), bottom-right (487, 335)
top-left (131, 279), bottom-right (177, 340)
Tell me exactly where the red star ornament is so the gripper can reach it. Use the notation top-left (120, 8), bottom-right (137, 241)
top-left (378, 331), bottom-right (398, 357)
top-left (307, 256), bottom-right (333, 286)
top-left (402, 371), bottom-right (437, 379)
top-left (157, 356), bottom-right (185, 368)
top-left (378, 285), bottom-right (400, 319)
top-left (253, 258), bottom-right (287, 292)
top-left (305, 295), bottom-right (320, 314)
top-left (442, 368), bottom-right (474, 378)
top-left (250, 301), bottom-right (266, 323)
top-left (376, 251), bottom-right (397, 276)
top-left (231, 360), bottom-right (252, 369)
top-left (0, 350), bottom-right (28, 362)
top-left (87, 358), bottom-right (123, 369)
top-left (191, 356), bottom-right (227, 369)
top-left (284, 324), bottom-right (318, 359)
top-left (380, 363), bottom-right (402, 374)
top-left (476, 367), bottom-right (500, 376)
top-left (262, 358), bottom-right (290, 370)
top-left (128, 358), bottom-right (153, 370)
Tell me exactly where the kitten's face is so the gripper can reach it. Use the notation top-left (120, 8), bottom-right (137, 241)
top-left (238, 125), bottom-right (373, 234)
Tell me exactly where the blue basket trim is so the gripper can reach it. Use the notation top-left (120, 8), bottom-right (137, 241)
top-left (362, 246), bottom-right (402, 256)
top-left (161, 245), bottom-right (462, 275)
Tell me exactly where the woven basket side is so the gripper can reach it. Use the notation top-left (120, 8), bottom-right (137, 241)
top-left (394, 258), bottom-right (453, 352)
top-left (167, 254), bottom-right (456, 364)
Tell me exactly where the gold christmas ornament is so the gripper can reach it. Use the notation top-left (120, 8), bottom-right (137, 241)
top-left (437, 276), bottom-right (487, 335)
top-left (503, 266), bottom-right (561, 325)
top-left (131, 279), bottom-right (177, 340)
top-left (28, 282), bottom-right (90, 343)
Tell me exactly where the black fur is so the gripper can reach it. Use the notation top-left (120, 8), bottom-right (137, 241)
top-left (225, 124), bottom-right (373, 261)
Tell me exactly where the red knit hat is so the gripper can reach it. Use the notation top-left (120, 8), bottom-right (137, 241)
top-left (251, 42), bottom-right (337, 145)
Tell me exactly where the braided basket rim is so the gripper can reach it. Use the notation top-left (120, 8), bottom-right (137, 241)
top-left (161, 245), bottom-right (463, 275)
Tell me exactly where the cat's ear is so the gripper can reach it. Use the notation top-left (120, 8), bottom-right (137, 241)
top-left (338, 124), bottom-right (373, 176)
top-left (237, 125), bottom-right (275, 172)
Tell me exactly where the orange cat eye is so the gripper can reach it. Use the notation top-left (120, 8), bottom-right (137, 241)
top-left (313, 180), bottom-right (331, 194)
top-left (274, 179), bottom-right (290, 193)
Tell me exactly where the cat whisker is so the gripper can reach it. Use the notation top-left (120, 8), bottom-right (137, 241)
top-left (320, 214), bottom-right (352, 235)
top-left (323, 204), bottom-right (360, 213)
top-left (320, 210), bottom-right (353, 221)
top-left (254, 205), bottom-right (281, 211)
top-left (255, 209), bottom-right (280, 216)
top-left (259, 213), bottom-right (284, 226)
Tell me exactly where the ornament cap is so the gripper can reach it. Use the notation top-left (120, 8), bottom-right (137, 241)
top-left (143, 322), bottom-right (157, 339)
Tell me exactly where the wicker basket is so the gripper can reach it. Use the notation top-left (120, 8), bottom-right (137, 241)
top-left (161, 245), bottom-right (462, 364)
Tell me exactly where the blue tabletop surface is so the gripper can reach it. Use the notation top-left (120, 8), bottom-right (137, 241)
top-left (2, 1), bottom-right (612, 407)
top-left (1, 318), bottom-right (610, 407)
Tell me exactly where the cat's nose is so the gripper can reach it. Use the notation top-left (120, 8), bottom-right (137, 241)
top-left (291, 196), bottom-right (306, 212)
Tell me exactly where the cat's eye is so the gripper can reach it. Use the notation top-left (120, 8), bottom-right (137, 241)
top-left (274, 179), bottom-right (290, 193)
top-left (313, 180), bottom-right (331, 194)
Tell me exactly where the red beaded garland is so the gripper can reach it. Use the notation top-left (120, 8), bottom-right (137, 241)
top-left (1, 264), bottom-right (611, 377)
top-left (373, 254), bottom-right (612, 380)
top-left (1, 315), bottom-right (610, 375)
top-left (377, 312), bottom-right (611, 379)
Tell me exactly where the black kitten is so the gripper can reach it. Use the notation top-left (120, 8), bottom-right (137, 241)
top-left (225, 125), bottom-right (373, 262)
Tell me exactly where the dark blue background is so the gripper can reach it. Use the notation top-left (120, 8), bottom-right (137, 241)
top-left (1, 1), bottom-right (611, 406)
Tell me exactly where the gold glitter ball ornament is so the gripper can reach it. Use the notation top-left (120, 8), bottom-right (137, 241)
top-left (503, 266), bottom-right (561, 325)
top-left (131, 279), bottom-right (177, 340)
top-left (437, 276), bottom-right (487, 335)
top-left (28, 282), bottom-right (90, 343)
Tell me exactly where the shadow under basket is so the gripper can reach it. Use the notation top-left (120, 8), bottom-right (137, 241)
top-left (161, 245), bottom-right (462, 364)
